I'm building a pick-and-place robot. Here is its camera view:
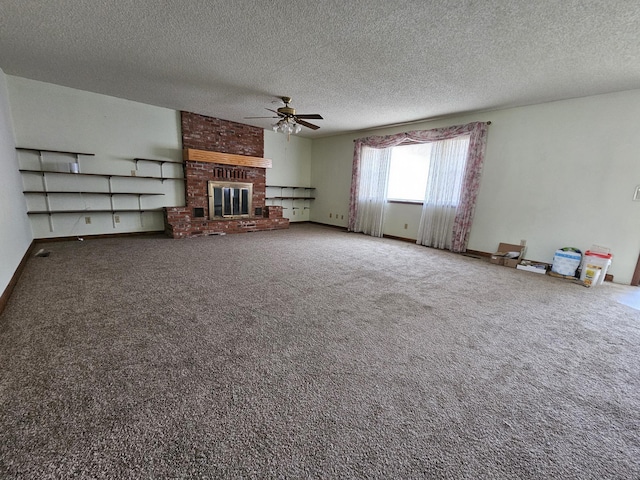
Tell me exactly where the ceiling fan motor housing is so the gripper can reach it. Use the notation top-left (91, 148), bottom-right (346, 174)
top-left (277, 96), bottom-right (295, 116)
top-left (278, 106), bottom-right (295, 116)
top-left (245, 96), bottom-right (322, 130)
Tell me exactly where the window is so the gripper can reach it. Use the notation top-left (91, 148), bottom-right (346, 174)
top-left (350, 122), bottom-right (487, 251)
top-left (386, 143), bottom-right (432, 202)
top-left (386, 137), bottom-right (469, 206)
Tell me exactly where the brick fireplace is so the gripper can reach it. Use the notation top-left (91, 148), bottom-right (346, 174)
top-left (164, 112), bottom-right (289, 238)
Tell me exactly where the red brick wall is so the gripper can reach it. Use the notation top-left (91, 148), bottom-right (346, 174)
top-left (182, 161), bottom-right (265, 214)
top-left (164, 212), bottom-right (289, 238)
top-left (181, 112), bottom-right (264, 157)
top-left (165, 112), bottom-right (287, 238)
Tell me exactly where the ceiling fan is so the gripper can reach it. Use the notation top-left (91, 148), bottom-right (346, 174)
top-left (245, 96), bottom-right (323, 132)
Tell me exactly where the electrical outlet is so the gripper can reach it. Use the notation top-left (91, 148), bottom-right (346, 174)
top-left (329, 213), bottom-right (332, 218)
top-left (341, 215), bottom-right (344, 220)
top-left (520, 239), bottom-right (526, 246)
top-left (404, 223), bottom-right (408, 229)
top-left (85, 216), bottom-right (91, 224)
top-left (114, 215), bottom-right (120, 223)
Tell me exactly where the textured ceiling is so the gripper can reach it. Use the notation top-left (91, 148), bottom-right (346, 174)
top-left (1, 1), bottom-right (639, 137)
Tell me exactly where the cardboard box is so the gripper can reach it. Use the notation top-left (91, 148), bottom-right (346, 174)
top-left (490, 243), bottom-right (526, 268)
top-left (504, 258), bottom-right (520, 268)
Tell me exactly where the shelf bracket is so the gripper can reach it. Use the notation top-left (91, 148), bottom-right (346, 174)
top-left (108, 176), bottom-right (115, 212)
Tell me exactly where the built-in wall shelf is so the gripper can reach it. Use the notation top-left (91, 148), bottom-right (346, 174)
top-left (266, 186), bottom-right (316, 200)
top-left (16, 147), bottom-right (95, 157)
top-left (19, 169), bottom-right (181, 182)
top-left (23, 190), bottom-right (165, 196)
top-left (134, 157), bottom-right (183, 178)
top-left (16, 148), bottom-right (181, 232)
top-left (268, 196), bottom-right (315, 200)
top-left (266, 186), bottom-right (315, 220)
top-left (133, 157), bottom-right (182, 165)
top-left (19, 170), bottom-right (171, 219)
top-left (26, 208), bottom-right (163, 215)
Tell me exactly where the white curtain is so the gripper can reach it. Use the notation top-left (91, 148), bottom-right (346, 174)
top-left (417, 136), bottom-right (470, 249)
top-left (353, 146), bottom-right (391, 237)
top-left (349, 122), bottom-right (488, 250)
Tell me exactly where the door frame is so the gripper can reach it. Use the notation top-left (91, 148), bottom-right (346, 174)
top-left (632, 252), bottom-right (640, 286)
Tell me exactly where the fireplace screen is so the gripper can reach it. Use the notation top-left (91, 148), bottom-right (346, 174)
top-left (208, 181), bottom-right (253, 219)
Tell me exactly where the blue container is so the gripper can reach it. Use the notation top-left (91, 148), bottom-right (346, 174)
top-left (551, 247), bottom-right (582, 276)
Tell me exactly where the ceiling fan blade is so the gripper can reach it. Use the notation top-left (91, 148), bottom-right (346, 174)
top-left (266, 108), bottom-right (285, 116)
top-left (295, 114), bottom-right (323, 119)
top-left (244, 116), bottom-right (278, 119)
top-left (296, 119), bottom-right (321, 130)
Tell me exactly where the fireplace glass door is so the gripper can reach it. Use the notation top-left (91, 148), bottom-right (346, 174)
top-left (208, 181), bottom-right (252, 219)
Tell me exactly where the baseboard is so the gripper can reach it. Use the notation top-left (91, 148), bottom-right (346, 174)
top-left (33, 230), bottom-right (166, 243)
top-left (0, 239), bottom-right (36, 316)
top-left (382, 234), bottom-right (416, 244)
top-left (464, 249), bottom-right (491, 258)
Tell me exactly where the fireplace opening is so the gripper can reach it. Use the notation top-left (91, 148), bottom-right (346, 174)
top-left (208, 181), bottom-right (253, 219)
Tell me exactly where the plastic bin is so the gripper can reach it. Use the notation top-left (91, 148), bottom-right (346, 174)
top-left (551, 248), bottom-right (582, 276)
top-left (579, 250), bottom-right (612, 285)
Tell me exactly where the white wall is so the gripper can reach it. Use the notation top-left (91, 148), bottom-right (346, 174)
top-left (7, 76), bottom-right (183, 239)
top-left (264, 130), bottom-right (313, 222)
top-left (310, 134), bottom-right (354, 227)
top-left (0, 69), bottom-right (33, 296)
top-left (310, 90), bottom-right (640, 285)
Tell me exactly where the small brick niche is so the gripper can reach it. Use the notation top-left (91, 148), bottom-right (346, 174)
top-left (164, 112), bottom-right (289, 238)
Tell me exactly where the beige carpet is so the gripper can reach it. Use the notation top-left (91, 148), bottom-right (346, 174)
top-left (1, 223), bottom-right (639, 479)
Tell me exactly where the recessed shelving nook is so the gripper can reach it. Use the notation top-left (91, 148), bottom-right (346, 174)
top-left (17, 147), bottom-right (183, 234)
top-left (266, 185), bottom-right (315, 218)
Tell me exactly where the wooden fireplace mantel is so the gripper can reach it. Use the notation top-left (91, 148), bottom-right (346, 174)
top-left (183, 148), bottom-right (272, 168)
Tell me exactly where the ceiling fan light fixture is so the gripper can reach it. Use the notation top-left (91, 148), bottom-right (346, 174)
top-left (273, 118), bottom-right (301, 136)
top-left (257, 96), bottom-right (322, 137)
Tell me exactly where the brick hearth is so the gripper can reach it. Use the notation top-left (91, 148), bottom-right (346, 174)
top-left (164, 112), bottom-right (290, 238)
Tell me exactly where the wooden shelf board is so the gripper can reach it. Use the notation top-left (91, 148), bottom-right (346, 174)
top-left (27, 208), bottom-right (164, 214)
top-left (17, 147), bottom-right (95, 156)
top-left (23, 190), bottom-right (165, 195)
top-left (19, 169), bottom-right (183, 180)
top-left (134, 158), bottom-right (183, 165)
top-left (183, 148), bottom-right (272, 168)
top-left (267, 196), bottom-right (315, 200)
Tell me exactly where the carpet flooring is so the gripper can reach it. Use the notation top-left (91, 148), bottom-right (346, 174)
top-left (1, 223), bottom-right (639, 479)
